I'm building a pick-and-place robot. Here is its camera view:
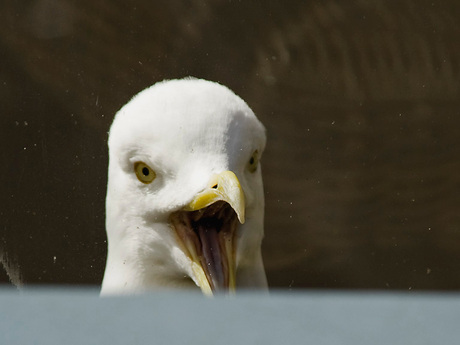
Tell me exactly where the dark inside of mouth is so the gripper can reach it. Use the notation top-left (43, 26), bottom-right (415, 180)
top-left (188, 201), bottom-right (236, 235)
top-left (170, 201), bottom-right (238, 290)
top-left (192, 217), bottom-right (223, 235)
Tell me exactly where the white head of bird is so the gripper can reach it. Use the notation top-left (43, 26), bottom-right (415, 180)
top-left (101, 78), bottom-right (267, 296)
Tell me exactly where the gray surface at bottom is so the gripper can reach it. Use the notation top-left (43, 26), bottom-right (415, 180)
top-left (0, 288), bottom-right (459, 344)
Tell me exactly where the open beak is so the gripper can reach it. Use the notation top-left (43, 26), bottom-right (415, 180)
top-left (170, 171), bottom-right (245, 295)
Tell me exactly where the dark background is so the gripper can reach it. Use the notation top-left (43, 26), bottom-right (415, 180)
top-left (1, 0), bottom-right (460, 290)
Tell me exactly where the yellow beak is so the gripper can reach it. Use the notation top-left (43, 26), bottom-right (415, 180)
top-left (184, 170), bottom-right (245, 224)
top-left (179, 171), bottom-right (245, 295)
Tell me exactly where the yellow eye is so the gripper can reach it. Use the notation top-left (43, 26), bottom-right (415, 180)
top-left (247, 150), bottom-right (259, 173)
top-left (134, 162), bottom-right (156, 184)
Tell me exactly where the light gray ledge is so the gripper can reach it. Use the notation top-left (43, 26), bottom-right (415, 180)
top-left (1, 288), bottom-right (459, 344)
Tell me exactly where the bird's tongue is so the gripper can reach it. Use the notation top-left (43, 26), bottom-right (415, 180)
top-left (196, 221), bottom-right (226, 291)
top-left (170, 201), bottom-right (237, 294)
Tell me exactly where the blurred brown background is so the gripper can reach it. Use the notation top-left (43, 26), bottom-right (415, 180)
top-left (1, 0), bottom-right (460, 290)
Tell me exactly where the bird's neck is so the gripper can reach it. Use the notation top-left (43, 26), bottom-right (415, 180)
top-left (101, 218), bottom-right (194, 295)
top-left (101, 236), bottom-right (148, 295)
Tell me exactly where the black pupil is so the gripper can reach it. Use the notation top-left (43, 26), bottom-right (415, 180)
top-left (249, 157), bottom-right (255, 165)
top-left (142, 167), bottom-right (150, 176)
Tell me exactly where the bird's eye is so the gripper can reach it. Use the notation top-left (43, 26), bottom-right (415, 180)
top-left (134, 162), bottom-right (156, 184)
top-left (247, 150), bottom-right (259, 173)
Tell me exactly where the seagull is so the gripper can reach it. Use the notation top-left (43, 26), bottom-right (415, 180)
top-left (101, 78), bottom-right (268, 295)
